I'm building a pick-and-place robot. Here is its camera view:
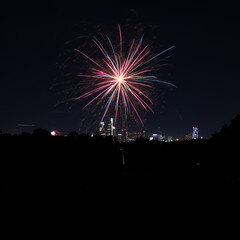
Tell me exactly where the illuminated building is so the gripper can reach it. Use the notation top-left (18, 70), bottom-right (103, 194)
top-left (103, 118), bottom-right (116, 136)
top-left (192, 126), bottom-right (199, 140)
top-left (167, 136), bottom-right (173, 142)
top-left (151, 133), bottom-right (165, 141)
top-left (106, 118), bottom-right (115, 136)
top-left (99, 122), bottom-right (106, 136)
top-left (128, 131), bottom-right (142, 141)
top-left (121, 129), bottom-right (128, 142)
top-left (142, 130), bottom-right (146, 138)
top-left (110, 118), bottom-right (113, 136)
top-left (117, 133), bottom-right (122, 142)
top-left (112, 126), bottom-right (116, 136)
top-left (107, 122), bottom-right (111, 136)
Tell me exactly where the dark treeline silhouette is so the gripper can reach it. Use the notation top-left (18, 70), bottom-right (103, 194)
top-left (0, 129), bottom-right (122, 200)
top-left (211, 114), bottom-right (240, 143)
top-left (1, 115), bottom-right (240, 209)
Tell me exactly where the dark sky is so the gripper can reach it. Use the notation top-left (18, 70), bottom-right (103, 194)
top-left (1, 1), bottom-right (240, 138)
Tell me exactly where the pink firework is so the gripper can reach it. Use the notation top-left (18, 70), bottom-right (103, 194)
top-left (74, 25), bottom-right (175, 126)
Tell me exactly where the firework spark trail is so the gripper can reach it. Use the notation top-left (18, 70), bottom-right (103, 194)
top-left (74, 25), bottom-right (176, 126)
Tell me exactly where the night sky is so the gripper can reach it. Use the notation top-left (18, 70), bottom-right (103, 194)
top-left (1, 1), bottom-right (240, 139)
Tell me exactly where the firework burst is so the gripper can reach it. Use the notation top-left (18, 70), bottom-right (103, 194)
top-left (74, 25), bottom-right (176, 127)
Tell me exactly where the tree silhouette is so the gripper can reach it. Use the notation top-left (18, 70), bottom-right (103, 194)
top-left (33, 128), bottom-right (51, 137)
top-left (211, 114), bottom-right (240, 143)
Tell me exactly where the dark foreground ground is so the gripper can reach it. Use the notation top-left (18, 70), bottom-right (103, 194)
top-left (1, 132), bottom-right (240, 235)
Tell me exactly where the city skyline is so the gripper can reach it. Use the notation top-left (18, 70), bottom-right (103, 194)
top-left (5, 118), bottom-right (200, 141)
top-left (96, 117), bottom-right (202, 141)
top-left (6, 114), bottom-right (200, 141)
top-left (1, 2), bottom-right (240, 139)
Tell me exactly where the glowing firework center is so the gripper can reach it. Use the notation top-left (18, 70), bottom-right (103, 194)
top-left (74, 25), bottom-right (176, 127)
top-left (116, 74), bottom-right (124, 84)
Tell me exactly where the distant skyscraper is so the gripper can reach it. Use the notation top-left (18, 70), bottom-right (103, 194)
top-left (110, 118), bottom-right (113, 136)
top-left (105, 118), bottom-right (115, 136)
top-left (99, 122), bottom-right (105, 136)
top-left (142, 130), bottom-right (146, 138)
top-left (112, 126), bottom-right (116, 136)
top-left (192, 126), bottom-right (199, 140)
